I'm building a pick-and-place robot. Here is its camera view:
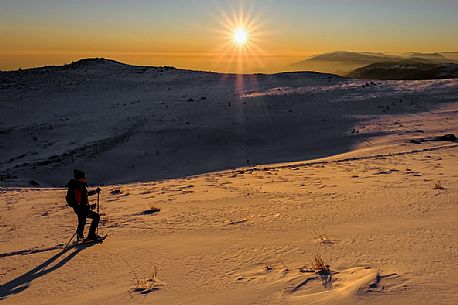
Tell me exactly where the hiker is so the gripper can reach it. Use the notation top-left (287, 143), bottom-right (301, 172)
top-left (66, 169), bottom-right (101, 241)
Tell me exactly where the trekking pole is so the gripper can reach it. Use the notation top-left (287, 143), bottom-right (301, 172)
top-left (96, 191), bottom-right (100, 235)
top-left (97, 191), bottom-right (100, 214)
top-left (63, 231), bottom-right (77, 251)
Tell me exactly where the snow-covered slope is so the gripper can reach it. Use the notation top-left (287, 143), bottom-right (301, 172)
top-left (1, 104), bottom-right (458, 305)
top-left (1, 59), bottom-right (458, 187)
top-left (1, 58), bottom-right (458, 305)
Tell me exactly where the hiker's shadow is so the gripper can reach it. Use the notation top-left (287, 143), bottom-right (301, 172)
top-left (0, 243), bottom-right (96, 299)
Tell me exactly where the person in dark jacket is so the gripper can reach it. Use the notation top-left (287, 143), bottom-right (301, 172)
top-left (67, 169), bottom-right (101, 241)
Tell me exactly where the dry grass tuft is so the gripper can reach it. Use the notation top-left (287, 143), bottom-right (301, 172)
top-left (138, 206), bottom-right (161, 216)
top-left (312, 254), bottom-right (332, 288)
top-left (311, 226), bottom-right (333, 245)
top-left (149, 206), bottom-right (161, 213)
top-left (228, 210), bottom-right (248, 226)
top-left (434, 181), bottom-right (445, 190)
top-left (131, 266), bottom-right (162, 295)
top-left (297, 253), bottom-right (333, 289)
top-left (312, 254), bottom-right (330, 272)
top-left (277, 257), bottom-right (289, 272)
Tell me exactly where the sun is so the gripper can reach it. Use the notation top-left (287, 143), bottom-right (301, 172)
top-left (233, 28), bottom-right (248, 46)
top-left (210, 4), bottom-right (269, 73)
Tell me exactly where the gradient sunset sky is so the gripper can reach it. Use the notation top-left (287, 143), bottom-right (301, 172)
top-left (1, 0), bottom-right (458, 72)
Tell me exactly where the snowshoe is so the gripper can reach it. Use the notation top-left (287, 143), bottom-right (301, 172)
top-left (80, 234), bottom-right (107, 245)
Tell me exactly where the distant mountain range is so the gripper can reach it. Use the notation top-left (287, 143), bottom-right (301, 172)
top-left (401, 52), bottom-right (448, 62)
top-left (288, 51), bottom-right (458, 80)
top-left (347, 60), bottom-right (458, 80)
top-left (288, 51), bottom-right (397, 76)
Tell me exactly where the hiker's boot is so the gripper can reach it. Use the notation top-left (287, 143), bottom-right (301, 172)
top-left (85, 233), bottom-right (102, 242)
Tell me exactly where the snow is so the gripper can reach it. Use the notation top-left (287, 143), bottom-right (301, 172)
top-left (1, 60), bottom-right (457, 187)
top-left (1, 59), bottom-right (458, 305)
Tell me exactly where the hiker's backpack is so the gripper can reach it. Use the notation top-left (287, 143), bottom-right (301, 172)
top-left (65, 179), bottom-right (81, 207)
top-left (66, 187), bottom-right (76, 207)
